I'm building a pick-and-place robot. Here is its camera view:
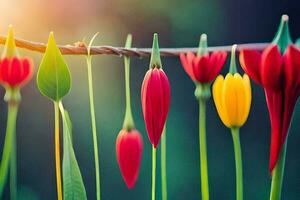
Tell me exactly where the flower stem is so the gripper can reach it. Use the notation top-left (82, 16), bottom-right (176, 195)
top-left (161, 125), bottom-right (167, 200)
top-left (152, 146), bottom-right (157, 200)
top-left (10, 117), bottom-right (17, 200)
top-left (86, 56), bottom-right (101, 200)
top-left (54, 102), bottom-right (62, 200)
top-left (0, 103), bottom-right (18, 198)
top-left (122, 34), bottom-right (134, 130)
top-left (199, 99), bottom-right (209, 200)
top-left (231, 128), bottom-right (243, 200)
top-left (269, 141), bottom-right (287, 200)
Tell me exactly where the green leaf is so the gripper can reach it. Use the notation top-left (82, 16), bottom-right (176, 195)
top-left (64, 110), bottom-right (73, 143)
top-left (59, 103), bottom-right (87, 200)
top-left (37, 32), bottom-right (71, 101)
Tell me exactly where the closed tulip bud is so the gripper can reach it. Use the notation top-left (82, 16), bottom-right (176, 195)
top-left (116, 129), bottom-right (143, 189)
top-left (213, 73), bottom-right (251, 128)
top-left (213, 45), bottom-right (252, 128)
top-left (141, 34), bottom-right (170, 148)
top-left (0, 25), bottom-right (33, 90)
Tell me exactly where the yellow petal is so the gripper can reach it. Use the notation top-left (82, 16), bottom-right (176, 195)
top-left (222, 74), bottom-right (237, 127)
top-left (241, 74), bottom-right (252, 124)
top-left (212, 75), bottom-right (231, 127)
top-left (233, 73), bottom-right (247, 126)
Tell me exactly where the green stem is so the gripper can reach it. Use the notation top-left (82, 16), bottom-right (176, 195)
top-left (231, 128), bottom-right (243, 200)
top-left (10, 117), bottom-right (17, 200)
top-left (0, 103), bottom-right (18, 198)
top-left (161, 125), bottom-right (167, 200)
top-left (86, 56), bottom-right (101, 200)
top-left (199, 99), bottom-right (209, 200)
top-left (152, 146), bottom-right (156, 200)
top-left (269, 141), bottom-right (287, 200)
top-left (123, 45), bottom-right (134, 130)
top-left (54, 102), bottom-right (62, 200)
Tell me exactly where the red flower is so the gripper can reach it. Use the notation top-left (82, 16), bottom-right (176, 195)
top-left (116, 129), bottom-right (143, 189)
top-left (0, 56), bottom-right (33, 88)
top-left (239, 44), bottom-right (300, 172)
top-left (179, 51), bottom-right (227, 83)
top-left (141, 68), bottom-right (170, 148)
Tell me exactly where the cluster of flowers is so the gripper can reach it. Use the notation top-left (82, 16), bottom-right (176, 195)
top-left (0, 14), bottom-right (299, 200)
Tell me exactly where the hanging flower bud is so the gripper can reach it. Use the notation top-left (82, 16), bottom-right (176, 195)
top-left (141, 33), bottom-right (170, 148)
top-left (239, 15), bottom-right (300, 172)
top-left (116, 35), bottom-right (143, 189)
top-left (213, 45), bottom-right (252, 128)
top-left (0, 25), bottom-right (33, 90)
top-left (180, 34), bottom-right (227, 84)
top-left (116, 129), bottom-right (143, 189)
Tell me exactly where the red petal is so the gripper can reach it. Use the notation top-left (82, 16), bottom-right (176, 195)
top-left (192, 55), bottom-right (209, 83)
top-left (10, 57), bottom-right (23, 86)
top-left (239, 49), bottom-right (262, 84)
top-left (261, 45), bottom-right (283, 91)
top-left (0, 58), bottom-right (11, 84)
top-left (180, 53), bottom-right (196, 81)
top-left (207, 51), bottom-right (227, 82)
top-left (20, 57), bottom-right (33, 87)
top-left (266, 90), bottom-right (284, 172)
top-left (116, 129), bottom-right (143, 189)
top-left (284, 45), bottom-right (300, 89)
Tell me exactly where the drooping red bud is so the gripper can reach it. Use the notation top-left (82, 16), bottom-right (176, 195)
top-left (116, 129), bottom-right (143, 189)
top-left (240, 44), bottom-right (300, 173)
top-left (238, 15), bottom-right (300, 173)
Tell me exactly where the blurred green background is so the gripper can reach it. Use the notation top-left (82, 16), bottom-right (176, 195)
top-left (0, 0), bottom-right (300, 199)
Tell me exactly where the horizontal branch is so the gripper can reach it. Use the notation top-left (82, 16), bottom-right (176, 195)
top-left (0, 35), bottom-right (269, 57)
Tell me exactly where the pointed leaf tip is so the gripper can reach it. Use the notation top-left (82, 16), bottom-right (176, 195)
top-left (2, 25), bottom-right (18, 58)
top-left (272, 14), bottom-right (292, 53)
top-left (229, 44), bottom-right (238, 74)
top-left (149, 33), bottom-right (162, 69)
top-left (197, 33), bottom-right (208, 56)
top-left (125, 34), bottom-right (132, 49)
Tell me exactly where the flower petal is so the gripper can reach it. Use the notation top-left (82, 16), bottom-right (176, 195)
top-left (179, 52), bottom-right (196, 81)
top-left (213, 75), bottom-right (231, 127)
top-left (239, 49), bottom-right (262, 85)
top-left (222, 74), bottom-right (239, 127)
top-left (261, 44), bottom-right (283, 91)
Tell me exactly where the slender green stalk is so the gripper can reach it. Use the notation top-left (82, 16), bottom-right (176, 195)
top-left (161, 125), bottom-right (167, 200)
top-left (269, 141), bottom-right (287, 200)
top-left (122, 34), bottom-right (134, 130)
top-left (86, 56), bottom-right (101, 200)
top-left (54, 102), bottom-right (62, 200)
top-left (10, 118), bottom-right (17, 200)
top-left (231, 128), bottom-right (243, 200)
top-left (152, 146), bottom-right (157, 200)
top-left (0, 103), bottom-right (18, 198)
top-left (199, 99), bottom-right (209, 200)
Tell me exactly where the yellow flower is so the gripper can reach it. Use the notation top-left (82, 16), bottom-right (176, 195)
top-left (213, 73), bottom-right (251, 128)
